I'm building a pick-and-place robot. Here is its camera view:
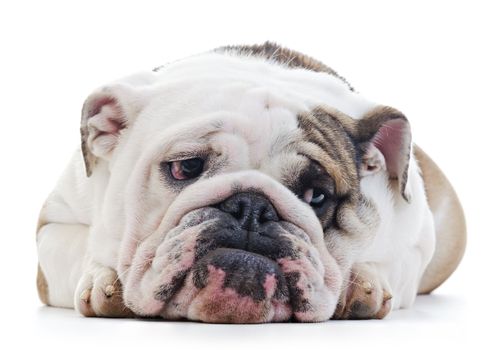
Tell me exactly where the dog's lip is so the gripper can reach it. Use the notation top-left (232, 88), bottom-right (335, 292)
top-left (191, 247), bottom-right (290, 303)
top-left (160, 247), bottom-right (288, 306)
top-left (196, 247), bottom-right (280, 266)
top-left (193, 246), bottom-right (285, 281)
top-left (152, 207), bottom-right (324, 318)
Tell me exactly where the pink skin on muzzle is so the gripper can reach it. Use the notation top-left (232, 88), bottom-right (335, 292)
top-left (120, 171), bottom-right (342, 323)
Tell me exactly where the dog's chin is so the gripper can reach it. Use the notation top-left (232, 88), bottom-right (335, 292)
top-left (146, 207), bottom-right (338, 323)
top-left (168, 248), bottom-right (293, 323)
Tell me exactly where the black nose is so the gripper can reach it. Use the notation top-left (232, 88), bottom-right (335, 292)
top-left (218, 192), bottom-right (279, 231)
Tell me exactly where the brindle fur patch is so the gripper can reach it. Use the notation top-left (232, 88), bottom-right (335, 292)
top-left (295, 107), bottom-right (362, 230)
top-left (295, 105), bottom-right (411, 233)
top-left (297, 107), bottom-right (360, 193)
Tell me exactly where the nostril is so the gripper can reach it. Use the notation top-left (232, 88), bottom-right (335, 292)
top-left (259, 204), bottom-right (278, 224)
top-left (219, 198), bottom-right (240, 219)
top-left (218, 192), bottom-right (279, 230)
top-left (219, 197), bottom-right (248, 221)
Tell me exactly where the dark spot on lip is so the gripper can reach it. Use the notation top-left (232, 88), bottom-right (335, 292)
top-left (155, 269), bottom-right (190, 303)
top-left (284, 272), bottom-right (312, 313)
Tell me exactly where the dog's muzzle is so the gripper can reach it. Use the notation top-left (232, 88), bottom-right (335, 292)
top-left (127, 189), bottom-right (338, 323)
top-left (191, 193), bottom-right (294, 315)
top-left (202, 192), bottom-right (289, 260)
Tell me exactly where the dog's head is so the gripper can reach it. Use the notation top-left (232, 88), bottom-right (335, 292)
top-left (80, 44), bottom-right (411, 323)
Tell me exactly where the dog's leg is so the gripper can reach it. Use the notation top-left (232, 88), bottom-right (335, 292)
top-left (73, 260), bottom-right (134, 317)
top-left (334, 240), bottom-right (433, 320)
top-left (333, 262), bottom-right (393, 320)
top-left (37, 223), bottom-right (88, 308)
top-left (37, 223), bottom-right (132, 317)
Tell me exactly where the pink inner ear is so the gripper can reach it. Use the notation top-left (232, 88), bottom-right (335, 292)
top-left (88, 103), bottom-right (125, 136)
top-left (372, 119), bottom-right (408, 178)
top-left (85, 94), bottom-right (127, 158)
top-left (87, 95), bottom-right (126, 134)
top-left (87, 95), bottom-right (116, 118)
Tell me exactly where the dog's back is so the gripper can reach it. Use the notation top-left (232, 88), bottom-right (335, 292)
top-left (414, 145), bottom-right (466, 294)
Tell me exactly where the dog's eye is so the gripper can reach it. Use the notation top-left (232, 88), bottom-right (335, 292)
top-left (169, 158), bottom-right (205, 180)
top-left (303, 188), bottom-right (326, 207)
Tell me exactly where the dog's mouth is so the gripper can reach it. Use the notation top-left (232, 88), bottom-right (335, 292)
top-left (184, 247), bottom-right (294, 323)
top-left (193, 248), bottom-right (289, 304)
top-left (147, 204), bottom-right (337, 323)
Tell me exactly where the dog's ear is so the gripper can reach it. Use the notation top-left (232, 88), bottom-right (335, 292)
top-left (356, 106), bottom-right (412, 202)
top-left (81, 85), bottom-right (136, 176)
top-left (80, 75), bottom-right (155, 176)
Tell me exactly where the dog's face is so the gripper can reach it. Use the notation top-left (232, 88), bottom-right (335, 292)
top-left (81, 46), bottom-right (411, 322)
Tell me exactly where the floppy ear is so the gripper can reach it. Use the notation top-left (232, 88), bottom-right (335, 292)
top-left (80, 83), bottom-right (147, 176)
top-left (356, 106), bottom-right (412, 202)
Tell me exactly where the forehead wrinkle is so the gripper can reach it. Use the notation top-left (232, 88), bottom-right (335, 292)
top-left (166, 129), bottom-right (222, 156)
top-left (298, 109), bottom-right (355, 165)
top-left (277, 153), bottom-right (310, 188)
top-left (299, 119), bottom-right (343, 165)
top-left (140, 116), bottom-right (228, 166)
top-left (295, 141), bottom-right (351, 195)
top-left (269, 132), bottom-right (298, 157)
top-left (229, 108), bottom-right (298, 168)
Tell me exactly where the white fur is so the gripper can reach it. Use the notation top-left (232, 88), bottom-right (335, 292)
top-left (37, 51), bottom-right (435, 317)
top-left (359, 154), bottom-right (435, 308)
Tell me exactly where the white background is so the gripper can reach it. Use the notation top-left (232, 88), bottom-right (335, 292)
top-left (0, 0), bottom-right (490, 349)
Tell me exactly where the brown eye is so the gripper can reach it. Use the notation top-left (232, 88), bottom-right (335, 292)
top-left (169, 158), bottom-right (204, 180)
top-left (303, 188), bottom-right (326, 208)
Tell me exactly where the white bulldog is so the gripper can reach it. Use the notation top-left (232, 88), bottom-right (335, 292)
top-left (36, 43), bottom-right (466, 323)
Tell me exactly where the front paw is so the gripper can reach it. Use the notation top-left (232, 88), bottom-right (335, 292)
top-left (75, 265), bottom-right (134, 318)
top-left (333, 264), bottom-right (392, 320)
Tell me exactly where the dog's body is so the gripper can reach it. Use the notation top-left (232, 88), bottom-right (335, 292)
top-left (36, 43), bottom-right (465, 322)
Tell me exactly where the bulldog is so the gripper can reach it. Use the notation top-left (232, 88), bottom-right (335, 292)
top-left (36, 42), bottom-right (466, 323)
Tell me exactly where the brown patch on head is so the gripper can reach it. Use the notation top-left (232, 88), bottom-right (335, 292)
top-left (296, 106), bottom-right (360, 196)
top-left (296, 105), bottom-right (412, 202)
top-left (290, 106), bottom-right (362, 231)
top-left (216, 41), bottom-right (354, 91)
top-left (293, 105), bottom-right (413, 249)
